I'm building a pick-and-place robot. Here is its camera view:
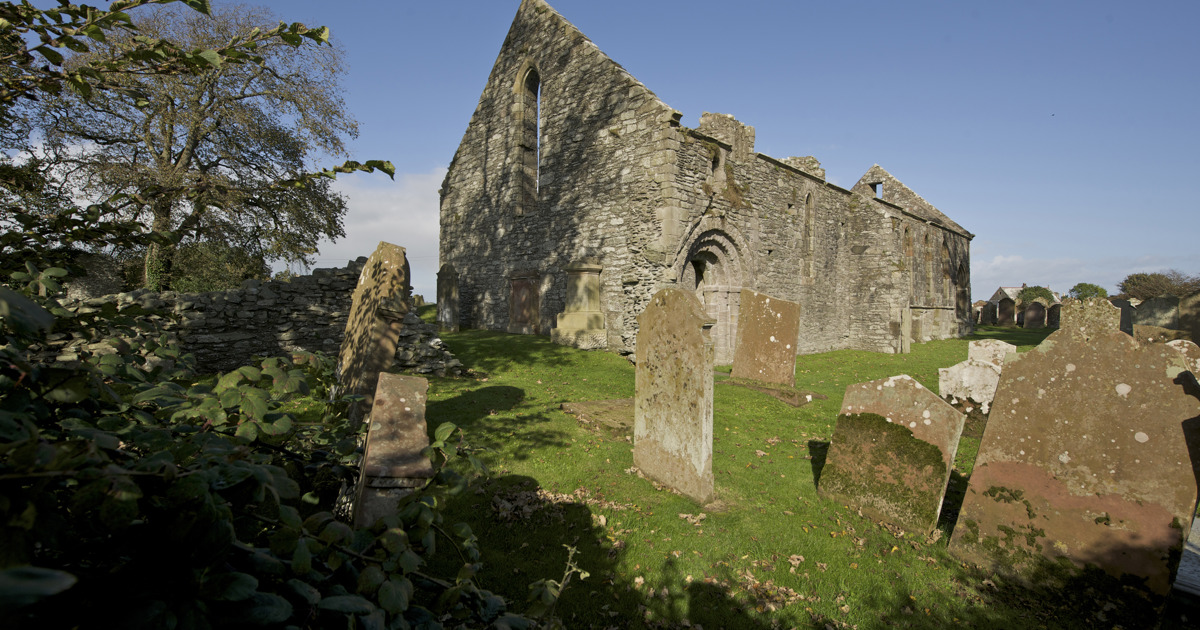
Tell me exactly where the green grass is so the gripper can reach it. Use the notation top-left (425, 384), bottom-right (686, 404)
top-left (401, 324), bottom-right (1192, 628)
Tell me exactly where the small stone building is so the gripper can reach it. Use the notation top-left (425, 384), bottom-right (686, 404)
top-left (438, 0), bottom-right (973, 361)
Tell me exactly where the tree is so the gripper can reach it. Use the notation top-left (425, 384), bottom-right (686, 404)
top-left (1117, 270), bottom-right (1200, 300)
top-left (1068, 282), bottom-right (1108, 300)
top-left (1016, 285), bottom-right (1055, 305)
top-left (37, 2), bottom-right (357, 290)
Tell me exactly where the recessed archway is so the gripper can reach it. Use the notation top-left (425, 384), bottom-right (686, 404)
top-left (671, 223), bottom-right (753, 365)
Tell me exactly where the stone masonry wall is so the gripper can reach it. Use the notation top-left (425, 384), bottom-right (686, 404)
top-left (439, 0), bottom-right (974, 360)
top-left (46, 260), bottom-right (461, 376)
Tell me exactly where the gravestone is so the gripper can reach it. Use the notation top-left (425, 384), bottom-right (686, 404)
top-left (730, 289), bottom-right (801, 386)
top-left (338, 241), bottom-right (411, 424)
top-left (939, 360), bottom-right (1002, 408)
top-left (633, 288), bottom-right (715, 503)
top-left (1023, 301), bottom-right (1047, 329)
top-left (1181, 292), bottom-right (1200, 343)
top-left (1109, 298), bottom-right (1135, 335)
top-left (819, 375), bottom-right (965, 533)
top-left (507, 270), bottom-right (540, 334)
top-left (552, 261), bottom-right (607, 349)
top-left (1166, 339), bottom-right (1200, 374)
top-left (353, 372), bottom-right (435, 527)
top-left (998, 297), bottom-right (1015, 326)
top-left (436, 263), bottom-right (459, 332)
top-left (968, 339), bottom-right (1017, 367)
top-left (1046, 303), bottom-right (1061, 328)
top-left (949, 329), bottom-right (1200, 598)
top-left (1059, 297), bottom-right (1122, 340)
top-left (1134, 295), bottom-right (1181, 330)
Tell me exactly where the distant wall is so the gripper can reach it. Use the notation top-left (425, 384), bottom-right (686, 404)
top-left (49, 259), bottom-right (461, 376)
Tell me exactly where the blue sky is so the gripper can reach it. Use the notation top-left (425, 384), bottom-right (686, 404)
top-left (245, 0), bottom-right (1199, 301)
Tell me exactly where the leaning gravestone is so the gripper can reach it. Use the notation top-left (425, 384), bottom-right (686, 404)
top-left (353, 372), bottom-right (434, 527)
top-left (338, 241), bottom-right (411, 424)
top-left (938, 359), bottom-right (1001, 409)
top-left (949, 327), bottom-right (1200, 599)
top-left (819, 375), bottom-right (965, 533)
top-left (633, 288), bottom-right (715, 503)
top-left (730, 289), bottom-right (801, 387)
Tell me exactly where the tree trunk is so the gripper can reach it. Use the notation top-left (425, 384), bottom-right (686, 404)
top-left (143, 199), bottom-right (175, 291)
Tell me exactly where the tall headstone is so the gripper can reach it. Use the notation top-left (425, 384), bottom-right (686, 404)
top-left (353, 373), bottom-right (434, 527)
top-left (507, 270), bottom-right (540, 334)
top-left (551, 261), bottom-right (607, 349)
top-left (1046, 303), bottom-right (1061, 328)
top-left (436, 263), bottom-right (459, 333)
top-left (998, 297), bottom-right (1015, 326)
top-left (730, 289), bottom-right (801, 386)
top-left (819, 375), bottom-right (965, 533)
top-left (1023, 300), bottom-right (1046, 329)
top-left (1109, 298), bottom-right (1135, 335)
top-left (1059, 297), bottom-right (1122, 340)
top-left (338, 242), bottom-right (410, 424)
top-left (634, 288), bottom-right (715, 503)
top-left (1134, 295), bottom-right (1181, 330)
top-left (949, 328), bottom-right (1200, 598)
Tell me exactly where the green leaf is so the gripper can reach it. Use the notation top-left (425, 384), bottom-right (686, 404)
top-left (357, 565), bottom-right (385, 596)
top-left (235, 421), bottom-right (259, 441)
top-left (317, 594), bottom-right (374, 615)
top-left (378, 576), bottom-right (410, 615)
top-left (196, 49), bottom-right (222, 67)
top-left (211, 572), bottom-right (258, 602)
top-left (434, 422), bottom-right (457, 444)
top-left (0, 288), bottom-right (55, 336)
top-left (398, 549), bottom-right (422, 574)
top-left (291, 540), bottom-right (312, 575)
top-left (34, 46), bottom-right (63, 66)
top-left (241, 592), bottom-right (292, 625)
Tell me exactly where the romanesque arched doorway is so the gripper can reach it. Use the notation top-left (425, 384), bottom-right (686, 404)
top-left (673, 227), bottom-right (748, 365)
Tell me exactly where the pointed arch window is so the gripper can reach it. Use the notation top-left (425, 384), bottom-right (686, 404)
top-left (517, 66), bottom-right (541, 215)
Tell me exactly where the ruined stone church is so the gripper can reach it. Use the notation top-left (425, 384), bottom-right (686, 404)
top-left (438, 0), bottom-right (973, 363)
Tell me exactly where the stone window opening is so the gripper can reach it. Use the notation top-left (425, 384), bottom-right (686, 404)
top-left (871, 182), bottom-right (882, 198)
top-left (516, 65), bottom-right (541, 214)
top-left (803, 192), bottom-right (815, 279)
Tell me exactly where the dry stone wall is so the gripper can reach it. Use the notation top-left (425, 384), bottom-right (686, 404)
top-left (48, 259), bottom-right (460, 377)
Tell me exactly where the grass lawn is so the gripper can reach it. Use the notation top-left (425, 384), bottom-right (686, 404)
top-left (403, 318), bottom-right (1192, 629)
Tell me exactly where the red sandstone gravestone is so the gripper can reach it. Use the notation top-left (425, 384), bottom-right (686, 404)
top-left (949, 328), bottom-right (1200, 597)
top-left (353, 372), bottom-right (435, 527)
top-left (338, 241), bottom-right (410, 424)
top-left (819, 375), bottom-right (965, 533)
top-left (730, 289), bottom-right (801, 387)
top-left (633, 288), bottom-right (715, 503)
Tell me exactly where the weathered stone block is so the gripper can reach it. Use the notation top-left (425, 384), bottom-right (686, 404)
top-left (819, 375), bottom-right (965, 533)
top-left (1134, 295), bottom-right (1180, 329)
top-left (938, 359), bottom-right (1002, 407)
top-left (633, 288), bottom-right (715, 503)
top-left (730, 290), bottom-right (800, 387)
top-left (967, 339), bottom-right (1016, 366)
top-left (1059, 297), bottom-right (1122, 340)
top-left (949, 329), bottom-right (1200, 598)
top-left (353, 372), bottom-right (434, 528)
top-left (436, 263), bottom-right (459, 333)
top-left (338, 241), bottom-right (410, 424)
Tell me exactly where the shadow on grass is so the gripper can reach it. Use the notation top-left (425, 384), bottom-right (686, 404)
top-left (967, 325), bottom-right (1054, 349)
top-left (434, 475), bottom-right (778, 629)
top-left (438, 329), bottom-right (579, 374)
top-left (807, 440), bottom-right (829, 488)
top-left (426, 385), bottom-right (571, 459)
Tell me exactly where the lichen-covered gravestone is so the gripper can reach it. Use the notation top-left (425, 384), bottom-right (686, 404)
top-left (353, 372), bottom-right (435, 527)
top-left (949, 328), bottom-right (1200, 598)
top-left (633, 288), bottom-right (715, 503)
top-left (1058, 297), bottom-right (1122, 340)
top-left (939, 339), bottom-right (1017, 409)
top-left (730, 289), bottom-right (801, 386)
top-left (338, 241), bottom-right (411, 424)
top-left (819, 375), bottom-right (965, 532)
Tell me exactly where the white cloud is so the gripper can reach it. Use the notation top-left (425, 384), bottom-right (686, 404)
top-left (291, 167), bottom-right (446, 299)
top-left (970, 250), bottom-right (1200, 301)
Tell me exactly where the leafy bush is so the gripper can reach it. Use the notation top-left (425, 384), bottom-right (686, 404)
top-left (1117, 270), bottom-right (1200, 300)
top-left (1067, 282), bottom-right (1108, 300)
top-left (1015, 285), bottom-right (1054, 306)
